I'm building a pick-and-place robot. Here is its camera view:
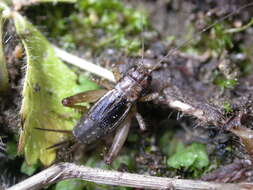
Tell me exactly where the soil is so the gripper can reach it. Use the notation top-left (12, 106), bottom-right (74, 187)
top-left (1, 0), bottom-right (253, 188)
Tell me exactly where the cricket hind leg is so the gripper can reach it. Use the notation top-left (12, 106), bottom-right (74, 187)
top-left (104, 113), bottom-right (132, 165)
top-left (104, 94), bottom-right (158, 162)
top-left (62, 89), bottom-right (108, 111)
top-left (104, 103), bottom-right (149, 164)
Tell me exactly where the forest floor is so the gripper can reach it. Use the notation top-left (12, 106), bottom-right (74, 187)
top-left (1, 0), bottom-right (253, 189)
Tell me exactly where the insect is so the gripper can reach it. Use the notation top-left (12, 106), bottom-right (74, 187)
top-left (61, 64), bottom-right (159, 164)
top-left (38, 2), bottom-right (253, 164)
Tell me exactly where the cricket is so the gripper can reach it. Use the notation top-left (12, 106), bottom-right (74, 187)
top-left (37, 2), bottom-right (253, 165)
top-left (1, 1), bottom-right (253, 189)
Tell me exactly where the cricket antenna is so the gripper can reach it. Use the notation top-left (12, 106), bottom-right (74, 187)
top-left (35, 127), bottom-right (72, 134)
top-left (46, 139), bottom-right (71, 150)
top-left (152, 2), bottom-right (253, 71)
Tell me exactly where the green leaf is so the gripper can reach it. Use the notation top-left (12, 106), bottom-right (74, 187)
top-left (75, 75), bottom-right (99, 92)
top-left (21, 161), bottom-right (40, 176)
top-left (159, 131), bottom-right (173, 155)
top-left (112, 154), bottom-right (135, 171)
top-left (55, 179), bottom-right (86, 190)
top-left (13, 12), bottom-right (97, 165)
top-left (0, 10), bottom-right (9, 93)
top-left (85, 155), bottom-right (110, 170)
top-left (167, 143), bottom-right (209, 170)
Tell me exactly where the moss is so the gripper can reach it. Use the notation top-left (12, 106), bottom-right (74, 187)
top-left (167, 142), bottom-right (209, 178)
top-left (223, 102), bottom-right (233, 114)
top-left (208, 24), bottom-right (233, 54)
top-left (213, 75), bottom-right (237, 90)
top-left (26, 0), bottom-right (149, 54)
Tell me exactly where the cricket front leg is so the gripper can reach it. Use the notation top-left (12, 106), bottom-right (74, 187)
top-left (62, 89), bottom-right (108, 111)
top-left (139, 92), bottom-right (159, 102)
top-left (136, 92), bottom-right (160, 130)
top-left (112, 66), bottom-right (122, 82)
top-left (92, 78), bottom-right (115, 90)
top-left (92, 66), bottom-right (121, 90)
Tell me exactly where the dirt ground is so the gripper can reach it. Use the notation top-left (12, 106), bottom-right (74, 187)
top-left (1, 0), bottom-right (253, 188)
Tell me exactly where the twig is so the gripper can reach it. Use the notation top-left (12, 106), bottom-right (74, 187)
top-left (166, 100), bottom-right (206, 121)
top-left (53, 46), bottom-right (116, 83)
top-left (7, 162), bottom-right (253, 190)
top-left (202, 159), bottom-right (253, 182)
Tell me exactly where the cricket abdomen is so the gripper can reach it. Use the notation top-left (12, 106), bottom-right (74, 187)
top-left (73, 90), bottom-right (131, 144)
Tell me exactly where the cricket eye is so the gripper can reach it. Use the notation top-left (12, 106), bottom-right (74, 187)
top-left (62, 98), bottom-right (70, 106)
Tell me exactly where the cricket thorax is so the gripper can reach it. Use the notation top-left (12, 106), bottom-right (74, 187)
top-left (115, 66), bottom-right (151, 102)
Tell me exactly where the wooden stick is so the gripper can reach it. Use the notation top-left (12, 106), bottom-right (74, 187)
top-left (7, 163), bottom-right (253, 190)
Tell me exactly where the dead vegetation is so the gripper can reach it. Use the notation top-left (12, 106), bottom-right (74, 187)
top-left (1, 0), bottom-right (253, 189)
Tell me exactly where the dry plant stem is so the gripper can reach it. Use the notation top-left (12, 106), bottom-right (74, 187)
top-left (202, 159), bottom-right (252, 182)
top-left (53, 46), bottom-right (116, 83)
top-left (7, 163), bottom-right (253, 190)
top-left (12, 0), bottom-right (42, 10)
top-left (166, 99), bottom-right (205, 121)
top-left (230, 127), bottom-right (253, 157)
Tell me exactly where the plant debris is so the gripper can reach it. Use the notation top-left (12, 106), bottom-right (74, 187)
top-left (1, 0), bottom-right (253, 189)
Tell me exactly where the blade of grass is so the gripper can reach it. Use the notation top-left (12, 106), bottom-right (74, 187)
top-left (53, 46), bottom-right (116, 83)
